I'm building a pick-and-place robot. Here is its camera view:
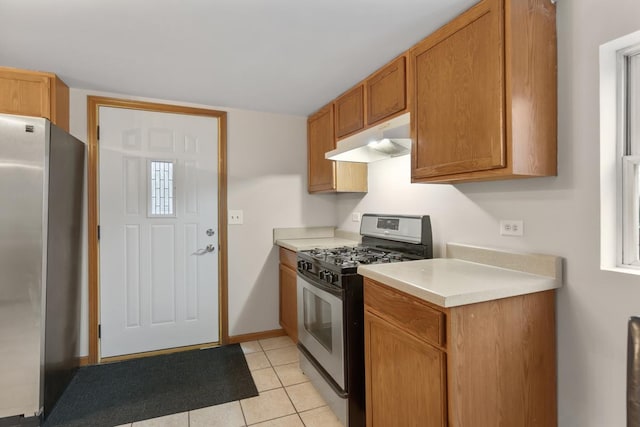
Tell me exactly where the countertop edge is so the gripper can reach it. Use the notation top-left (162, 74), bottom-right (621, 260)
top-left (276, 240), bottom-right (301, 252)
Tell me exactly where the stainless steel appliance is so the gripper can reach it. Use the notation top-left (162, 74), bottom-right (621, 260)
top-left (0, 114), bottom-right (85, 426)
top-left (297, 214), bottom-right (433, 426)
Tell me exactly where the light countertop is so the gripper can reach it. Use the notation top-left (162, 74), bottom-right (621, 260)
top-left (273, 226), bottom-right (360, 252)
top-left (358, 243), bottom-right (562, 308)
top-left (276, 237), bottom-right (359, 252)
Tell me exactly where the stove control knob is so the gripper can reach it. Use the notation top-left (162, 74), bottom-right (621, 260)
top-left (330, 273), bottom-right (339, 284)
top-left (320, 270), bottom-right (329, 281)
top-left (322, 271), bottom-right (335, 283)
top-left (298, 260), bottom-right (312, 271)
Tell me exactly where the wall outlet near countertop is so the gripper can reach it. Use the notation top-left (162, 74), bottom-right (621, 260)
top-left (500, 220), bottom-right (523, 236)
top-left (352, 212), bottom-right (361, 222)
top-left (229, 209), bottom-right (244, 225)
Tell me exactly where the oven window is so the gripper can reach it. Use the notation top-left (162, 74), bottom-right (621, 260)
top-left (303, 288), bottom-right (333, 352)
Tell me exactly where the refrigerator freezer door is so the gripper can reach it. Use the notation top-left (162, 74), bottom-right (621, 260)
top-left (0, 114), bottom-right (48, 419)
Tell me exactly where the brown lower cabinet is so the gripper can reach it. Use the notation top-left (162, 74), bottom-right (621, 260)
top-left (364, 278), bottom-right (557, 427)
top-left (279, 248), bottom-right (297, 342)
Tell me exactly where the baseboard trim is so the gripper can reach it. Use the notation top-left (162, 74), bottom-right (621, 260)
top-left (228, 328), bottom-right (286, 344)
top-left (100, 342), bottom-right (220, 364)
top-left (76, 330), bottom-right (286, 366)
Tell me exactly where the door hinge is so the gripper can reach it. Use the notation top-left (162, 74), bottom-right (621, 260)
top-left (98, 324), bottom-right (101, 339)
top-left (97, 125), bottom-right (100, 140)
top-left (97, 225), bottom-right (100, 240)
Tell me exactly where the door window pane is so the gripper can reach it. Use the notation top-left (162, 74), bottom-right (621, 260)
top-left (148, 160), bottom-right (175, 217)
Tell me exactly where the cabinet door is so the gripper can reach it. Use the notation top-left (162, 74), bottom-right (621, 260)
top-left (365, 309), bottom-right (446, 427)
top-left (0, 70), bottom-right (50, 119)
top-left (279, 264), bottom-right (298, 342)
top-left (307, 104), bottom-right (336, 192)
top-left (366, 56), bottom-right (407, 126)
top-left (334, 85), bottom-right (364, 139)
top-left (411, 0), bottom-right (505, 179)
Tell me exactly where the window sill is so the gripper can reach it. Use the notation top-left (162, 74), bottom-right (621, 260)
top-left (601, 265), bottom-right (640, 276)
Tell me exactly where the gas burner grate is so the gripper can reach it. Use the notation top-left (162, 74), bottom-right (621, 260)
top-left (304, 246), bottom-right (414, 268)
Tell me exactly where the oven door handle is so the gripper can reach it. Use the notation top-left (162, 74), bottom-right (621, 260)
top-left (298, 271), bottom-right (344, 299)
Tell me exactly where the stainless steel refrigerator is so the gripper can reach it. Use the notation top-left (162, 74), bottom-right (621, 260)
top-left (0, 114), bottom-right (84, 425)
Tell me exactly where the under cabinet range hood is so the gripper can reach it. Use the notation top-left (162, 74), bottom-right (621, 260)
top-left (325, 112), bottom-right (411, 163)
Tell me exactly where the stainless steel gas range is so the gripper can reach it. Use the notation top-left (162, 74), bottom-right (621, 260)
top-left (296, 214), bottom-right (433, 427)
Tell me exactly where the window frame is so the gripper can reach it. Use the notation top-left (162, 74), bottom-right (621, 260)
top-left (600, 30), bottom-right (640, 274)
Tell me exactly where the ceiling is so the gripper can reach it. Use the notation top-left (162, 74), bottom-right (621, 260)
top-left (0, 0), bottom-right (477, 116)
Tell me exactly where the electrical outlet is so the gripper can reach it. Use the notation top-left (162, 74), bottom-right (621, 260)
top-left (352, 212), bottom-right (361, 222)
top-left (229, 210), bottom-right (243, 225)
top-left (500, 220), bottom-right (523, 236)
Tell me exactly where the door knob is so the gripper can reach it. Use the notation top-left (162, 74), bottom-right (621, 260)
top-left (206, 229), bottom-right (215, 236)
top-left (192, 244), bottom-right (215, 256)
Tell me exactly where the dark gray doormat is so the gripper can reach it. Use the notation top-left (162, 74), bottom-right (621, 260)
top-left (43, 344), bottom-right (258, 427)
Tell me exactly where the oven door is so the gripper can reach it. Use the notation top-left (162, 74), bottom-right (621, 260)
top-left (297, 273), bottom-right (345, 390)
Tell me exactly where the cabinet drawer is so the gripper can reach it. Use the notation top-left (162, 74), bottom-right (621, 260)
top-left (279, 247), bottom-right (297, 270)
top-left (364, 278), bottom-right (445, 347)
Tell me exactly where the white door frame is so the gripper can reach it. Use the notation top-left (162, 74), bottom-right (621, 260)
top-left (87, 96), bottom-right (228, 364)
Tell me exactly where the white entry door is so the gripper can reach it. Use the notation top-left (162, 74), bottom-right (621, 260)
top-left (99, 107), bottom-right (219, 358)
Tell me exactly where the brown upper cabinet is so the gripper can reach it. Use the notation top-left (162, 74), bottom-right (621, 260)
top-left (307, 103), bottom-right (367, 193)
top-left (0, 67), bottom-right (70, 132)
top-left (333, 54), bottom-right (409, 142)
top-left (410, 0), bottom-right (557, 183)
top-left (366, 55), bottom-right (407, 126)
top-left (334, 85), bottom-right (365, 139)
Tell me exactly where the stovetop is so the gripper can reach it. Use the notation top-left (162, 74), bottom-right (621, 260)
top-left (297, 245), bottom-right (421, 276)
top-left (296, 214), bottom-right (433, 288)
top-left (303, 246), bottom-right (415, 268)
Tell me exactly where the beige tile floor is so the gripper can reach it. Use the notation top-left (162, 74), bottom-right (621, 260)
top-left (114, 336), bottom-right (344, 427)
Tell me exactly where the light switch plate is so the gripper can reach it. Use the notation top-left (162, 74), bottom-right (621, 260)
top-left (352, 212), bottom-right (361, 222)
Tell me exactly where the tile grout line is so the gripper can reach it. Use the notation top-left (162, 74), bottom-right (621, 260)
top-left (263, 340), bottom-right (318, 426)
top-left (257, 347), bottom-right (299, 426)
top-left (239, 398), bottom-right (249, 427)
top-left (257, 339), bottom-right (310, 426)
top-left (246, 339), bottom-right (293, 426)
top-left (248, 339), bottom-right (332, 426)
top-left (243, 342), bottom-right (265, 426)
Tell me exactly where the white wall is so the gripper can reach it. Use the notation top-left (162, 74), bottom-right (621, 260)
top-left (68, 88), bottom-right (337, 356)
top-left (336, 1), bottom-right (640, 425)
